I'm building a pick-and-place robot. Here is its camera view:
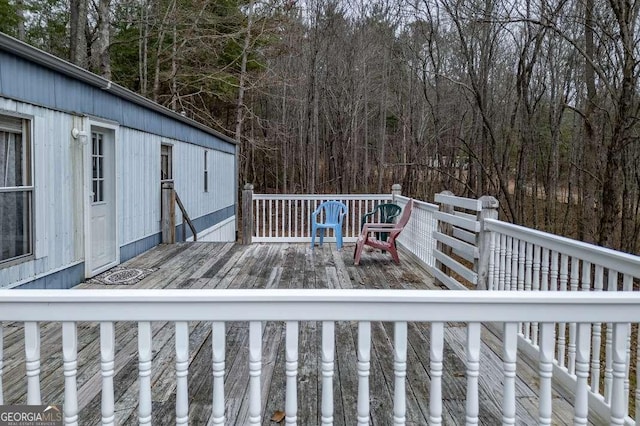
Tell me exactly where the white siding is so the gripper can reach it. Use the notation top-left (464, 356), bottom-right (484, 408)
top-left (0, 97), bottom-right (236, 288)
top-left (0, 98), bottom-right (81, 288)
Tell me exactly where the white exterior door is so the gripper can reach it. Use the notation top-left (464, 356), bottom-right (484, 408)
top-left (88, 127), bottom-right (117, 275)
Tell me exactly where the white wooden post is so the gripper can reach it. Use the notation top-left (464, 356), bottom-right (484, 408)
top-left (211, 322), bottom-right (226, 426)
top-left (321, 321), bottom-right (335, 426)
top-left (466, 323), bottom-right (480, 425)
top-left (477, 195), bottom-right (499, 290)
top-left (524, 242), bottom-right (533, 340)
top-left (357, 321), bottom-right (371, 426)
top-left (591, 266), bottom-right (603, 394)
top-left (62, 322), bottom-right (78, 426)
top-left (391, 184), bottom-right (402, 201)
top-left (502, 322), bottom-right (517, 425)
top-left (175, 322), bottom-right (189, 426)
top-left (611, 322), bottom-right (628, 425)
top-left (498, 234), bottom-right (506, 290)
top-left (574, 322), bottom-right (591, 425)
top-left (557, 255), bottom-right (569, 367)
top-left (25, 321), bottom-right (41, 405)
top-left (138, 321), bottom-right (152, 426)
top-left (393, 322), bottom-right (407, 425)
top-left (100, 322), bottom-right (115, 426)
top-left (429, 322), bottom-right (444, 426)
top-left (249, 321), bottom-right (262, 426)
top-left (285, 321), bottom-right (298, 426)
top-left (538, 323), bottom-right (554, 425)
top-left (487, 232), bottom-right (497, 290)
top-left (604, 270), bottom-right (618, 403)
top-left (242, 184), bottom-right (254, 244)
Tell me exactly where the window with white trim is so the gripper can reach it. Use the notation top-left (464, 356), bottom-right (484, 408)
top-left (91, 132), bottom-right (105, 203)
top-left (0, 114), bottom-right (33, 264)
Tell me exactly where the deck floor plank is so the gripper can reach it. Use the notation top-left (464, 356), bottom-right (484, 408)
top-left (1, 242), bottom-right (587, 425)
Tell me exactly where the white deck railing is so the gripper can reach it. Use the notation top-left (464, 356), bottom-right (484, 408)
top-left (1, 290), bottom-right (639, 425)
top-left (485, 218), bottom-right (640, 423)
top-left (251, 194), bottom-right (394, 243)
top-left (394, 195), bottom-right (438, 269)
top-left (250, 192), bottom-right (439, 269)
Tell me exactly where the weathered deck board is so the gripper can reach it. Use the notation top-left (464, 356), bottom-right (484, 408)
top-left (1, 242), bottom-right (585, 425)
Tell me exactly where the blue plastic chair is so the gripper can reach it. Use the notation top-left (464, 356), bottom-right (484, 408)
top-left (310, 201), bottom-right (348, 250)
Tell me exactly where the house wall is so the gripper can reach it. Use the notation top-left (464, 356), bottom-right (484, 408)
top-left (0, 49), bottom-right (237, 288)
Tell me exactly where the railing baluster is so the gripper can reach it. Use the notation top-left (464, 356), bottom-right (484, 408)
top-left (502, 322), bottom-right (517, 425)
top-left (430, 322), bottom-right (444, 426)
top-left (175, 322), bottom-right (189, 425)
top-left (540, 248), bottom-right (549, 291)
top-left (138, 321), bottom-right (152, 425)
top-left (393, 322), bottom-right (407, 426)
top-left (357, 321), bottom-right (371, 426)
top-left (604, 269), bottom-right (617, 401)
top-left (505, 236), bottom-right (513, 291)
top-left (321, 321), bottom-right (334, 426)
top-left (261, 199), bottom-right (266, 238)
top-left (487, 231), bottom-right (496, 290)
top-left (611, 322), bottom-right (628, 425)
top-left (466, 322), bottom-right (480, 425)
top-left (510, 238), bottom-right (518, 291)
top-left (62, 322), bottom-right (78, 426)
top-left (249, 321), bottom-right (262, 425)
top-left (549, 250), bottom-right (558, 292)
top-left (590, 266), bottom-right (603, 394)
top-left (574, 322), bottom-right (591, 425)
top-left (100, 322), bottom-right (115, 426)
top-left (285, 321), bottom-right (298, 426)
top-left (268, 199), bottom-right (273, 239)
top-left (25, 321), bottom-right (41, 405)
top-left (517, 240), bottom-right (525, 291)
top-left (532, 246), bottom-right (541, 345)
top-left (568, 257), bottom-right (579, 375)
top-left (211, 322), bottom-right (226, 425)
top-left (557, 255), bottom-right (569, 368)
top-left (623, 274), bottom-right (632, 417)
top-left (524, 242), bottom-right (533, 340)
top-left (294, 199), bottom-right (299, 237)
top-left (538, 322), bottom-right (553, 425)
top-left (498, 234), bottom-right (506, 291)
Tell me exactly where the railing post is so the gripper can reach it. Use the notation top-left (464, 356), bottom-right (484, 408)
top-left (391, 184), bottom-right (402, 201)
top-left (477, 195), bottom-right (499, 290)
top-left (242, 184), bottom-right (254, 245)
top-left (161, 181), bottom-right (176, 244)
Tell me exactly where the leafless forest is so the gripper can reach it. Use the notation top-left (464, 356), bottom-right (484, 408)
top-left (2, 0), bottom-right (640, 252)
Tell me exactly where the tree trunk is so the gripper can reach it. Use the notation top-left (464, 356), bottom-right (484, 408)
top-left (70, 0), bottom-right (88, 67)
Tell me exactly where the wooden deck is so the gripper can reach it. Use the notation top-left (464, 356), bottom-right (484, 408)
top-left (3, 242), bottom-right (581, 425)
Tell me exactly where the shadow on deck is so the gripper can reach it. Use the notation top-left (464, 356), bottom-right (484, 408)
top-left (3, 242), bottom-right (580, 425)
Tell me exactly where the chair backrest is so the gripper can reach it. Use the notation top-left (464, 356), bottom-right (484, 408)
top-left (317, 200), bottom-right (348, 223)
top-left (377, 203), bottom-right (402, 223)
top-left (393, 199), bottom-right (414, 231)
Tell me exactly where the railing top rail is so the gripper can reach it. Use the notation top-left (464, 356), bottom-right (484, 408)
top-left (434, 192), bottom-right (482, 212)
top-left (1, 289), bottom-right (639, 322)
top-left (485, 218), bottom-right (640, 277)
top-left (252, 194), bottom-right (391, 201)
top-left (394, 195), bottom-right (438, 211)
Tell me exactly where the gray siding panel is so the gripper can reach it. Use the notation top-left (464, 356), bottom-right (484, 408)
top-left (176, 205), bottom-right (235, 242)
top-left (0, 51), bottom-right (235, 154)
top-left (120, 233), bottom-right (162, 263)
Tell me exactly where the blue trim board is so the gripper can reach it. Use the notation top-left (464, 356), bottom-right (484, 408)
top-left (120, 233), bottom-right (162, 263)
top-left (16, 262), bottom-right (84, 289)
top-left (177, 205), bottom-right (236, 242)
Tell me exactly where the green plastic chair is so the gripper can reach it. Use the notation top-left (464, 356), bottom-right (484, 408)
top-left (360, 203), bottom-right (402, 242)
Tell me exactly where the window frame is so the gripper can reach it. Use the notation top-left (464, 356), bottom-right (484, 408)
top-left (161, 143), bottom-right (173, 182)
top-left (0, 111), bottom-right (35, 267)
